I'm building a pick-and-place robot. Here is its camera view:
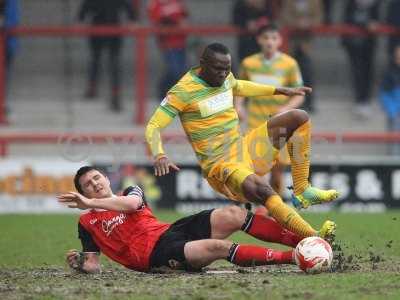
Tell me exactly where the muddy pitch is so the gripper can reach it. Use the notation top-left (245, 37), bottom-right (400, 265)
top-left (1, 253), bottom-right (399, 300)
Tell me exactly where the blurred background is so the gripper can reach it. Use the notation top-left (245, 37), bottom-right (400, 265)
top-left (1, 0), bottom-right (400, 214)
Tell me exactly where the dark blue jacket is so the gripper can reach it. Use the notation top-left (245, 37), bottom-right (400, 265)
top-left (380, 64), bottom-right (400, 118)
top-left (4, 0), bottom-right (20, 55)
top-left (387, 0), bottom-right (400, 54)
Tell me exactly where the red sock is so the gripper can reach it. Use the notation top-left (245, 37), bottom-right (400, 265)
top-left (227, 244), bottom-right (294, 267)
top-left (242, 212), bottom-right (302, 248)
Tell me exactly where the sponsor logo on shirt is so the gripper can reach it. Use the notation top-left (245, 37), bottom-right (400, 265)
top-left (198, 90), bottom-right (233, 117)
top-left (89, 218), bottom-right (97, 225)
top-left (250, 74), bottom-right (282, 86)
top-left (101, 213), bottom-right (126, 237)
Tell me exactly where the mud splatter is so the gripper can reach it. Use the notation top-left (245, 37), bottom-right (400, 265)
top-left (331, 241), bottom-right (362, 272)
top-left (386, 240), bottom-right (393, 248)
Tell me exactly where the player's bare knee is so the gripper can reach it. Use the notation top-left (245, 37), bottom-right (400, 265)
top-left (290, 109), bottom-right (309, 127)
top-left (242, 178), bottom-right (259, 202)
top-left (242, 176), bottom-right (276, 205)
top-left (207, 240), bottom-right (232, 256)
top-left (220, 206), bottom-right (247, 230)
top-left (255, 182), bottom-right (276, 203)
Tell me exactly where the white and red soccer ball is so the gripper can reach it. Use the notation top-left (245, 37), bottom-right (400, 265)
top-left (294, 237), bottom-right (333, 274)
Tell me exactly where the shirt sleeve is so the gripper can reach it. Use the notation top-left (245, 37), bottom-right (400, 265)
top-left (78, 222), bottom-right (100, 252)
top-left (287, 61), bottom-right (303, 87)
top-left (145, 106), bottom-right (175, 157)
top-left (160, 93), bottom-right (187, 118)
top-left (123, 185), bottom-right (146, 208)
top-left (233, 80), bottom-right (276, 97)
top-left (145, 93), bottom-right (186, 157)
top-left (238, 62), bottom-right (249, 80)
top-left (123, 185), bottom-right (144, 197)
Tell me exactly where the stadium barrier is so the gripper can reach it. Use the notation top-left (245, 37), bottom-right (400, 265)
top-left (0, 24), bottom-right (399, 125)
top-left (1, 131), bottom-right (400, 213)
top-left (0, 158), bottom-right (399, 214)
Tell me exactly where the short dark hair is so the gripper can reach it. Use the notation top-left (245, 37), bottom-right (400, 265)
top-left (74, 166), bottom-right (97, 194)
top-left (204, 43), bottom-right (230, 55)
top-left (257, 23), bottom-right (280, 36)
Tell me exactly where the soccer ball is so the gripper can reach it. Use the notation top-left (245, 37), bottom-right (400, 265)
top-left (294, 237), bottom-right (333, 274)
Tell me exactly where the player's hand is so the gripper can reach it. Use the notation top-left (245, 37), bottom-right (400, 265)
top-left (57, 192), bottom-right (93, 210)
top-left (276, 87), bottom-right (312, 97)
top-left (66, 250), bottom-right (101, 273)
top-left (66, 249), bottom-right (81, 270)
top-left (154, 155), bottom-right (180, 176)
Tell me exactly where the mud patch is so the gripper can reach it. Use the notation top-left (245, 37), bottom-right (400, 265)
top-left (1, 260), bottom-right (399, 300)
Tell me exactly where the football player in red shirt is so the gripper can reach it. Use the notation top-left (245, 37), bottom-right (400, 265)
top-left (58, 166), bottom-right (303, 273)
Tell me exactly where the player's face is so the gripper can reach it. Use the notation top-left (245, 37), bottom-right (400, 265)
top-left (257, 31), bottom-right (282, 56)
top-left (79, 170), bottom-right (112, 199)
top-left (201, 52), bottom-right (231, 87)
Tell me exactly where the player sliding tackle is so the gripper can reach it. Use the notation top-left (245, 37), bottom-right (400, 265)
top-left (58, 167), bottom-right (305, 273)
top-left (145, 43), bottom-right (339, 241)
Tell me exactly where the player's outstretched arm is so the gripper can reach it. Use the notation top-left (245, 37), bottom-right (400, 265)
top-left (66, 249), bottom-right (101, 274)
top-left (276, 94), bottom-right (305, 113)
top-left (145, 107), bottom-right (180, 176)
top-left (57, 192), bottom-right (143, 212)
top-left (233, 80), bottom-right (312, 98)
top-left (274, 86), bottom-right (312, 97)
top-left (234, 80), bottom-right (276, 97)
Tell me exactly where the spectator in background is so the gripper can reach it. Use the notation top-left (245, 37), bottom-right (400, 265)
top-left (232, 0), bottom-right (281, 61)
top-left (235, 24), bottom-right (304, 197)
top-left (148, 0), bottom-right (188, 99)
top-left (386, 0), bottom-right (400, 57)
top-left (341, 0), bottom-right (381, 119)
top-left (280, 0), bottom-right (322, 113)
top-left (322, 0), bottom-right (334, 24)
top-left (78, 0), bottom-right (136, 112)
top-left (380, 44), bottom-right (400, 155)
top-left (0, 0), bottom-right (19, 113)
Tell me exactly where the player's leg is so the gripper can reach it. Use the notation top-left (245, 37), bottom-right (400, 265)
top-left (224, 170), bottom-right (335, 241)
top-left (149, 211), bottom-right (295, 271)
top-left (108, 37), bottom-right (122, 111)
top-left (86, 37), bottom-right (103, 98)
top-left (239, 173), bottom-right (318, 238)
top-left (210, 205), bottom-right (302, 248)
top-left (267, 109), bottom-right (339, 209)
top-left (184, 239), bottom-right (294, 269)
top-left (270, 162), bottom-right (284, 196)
